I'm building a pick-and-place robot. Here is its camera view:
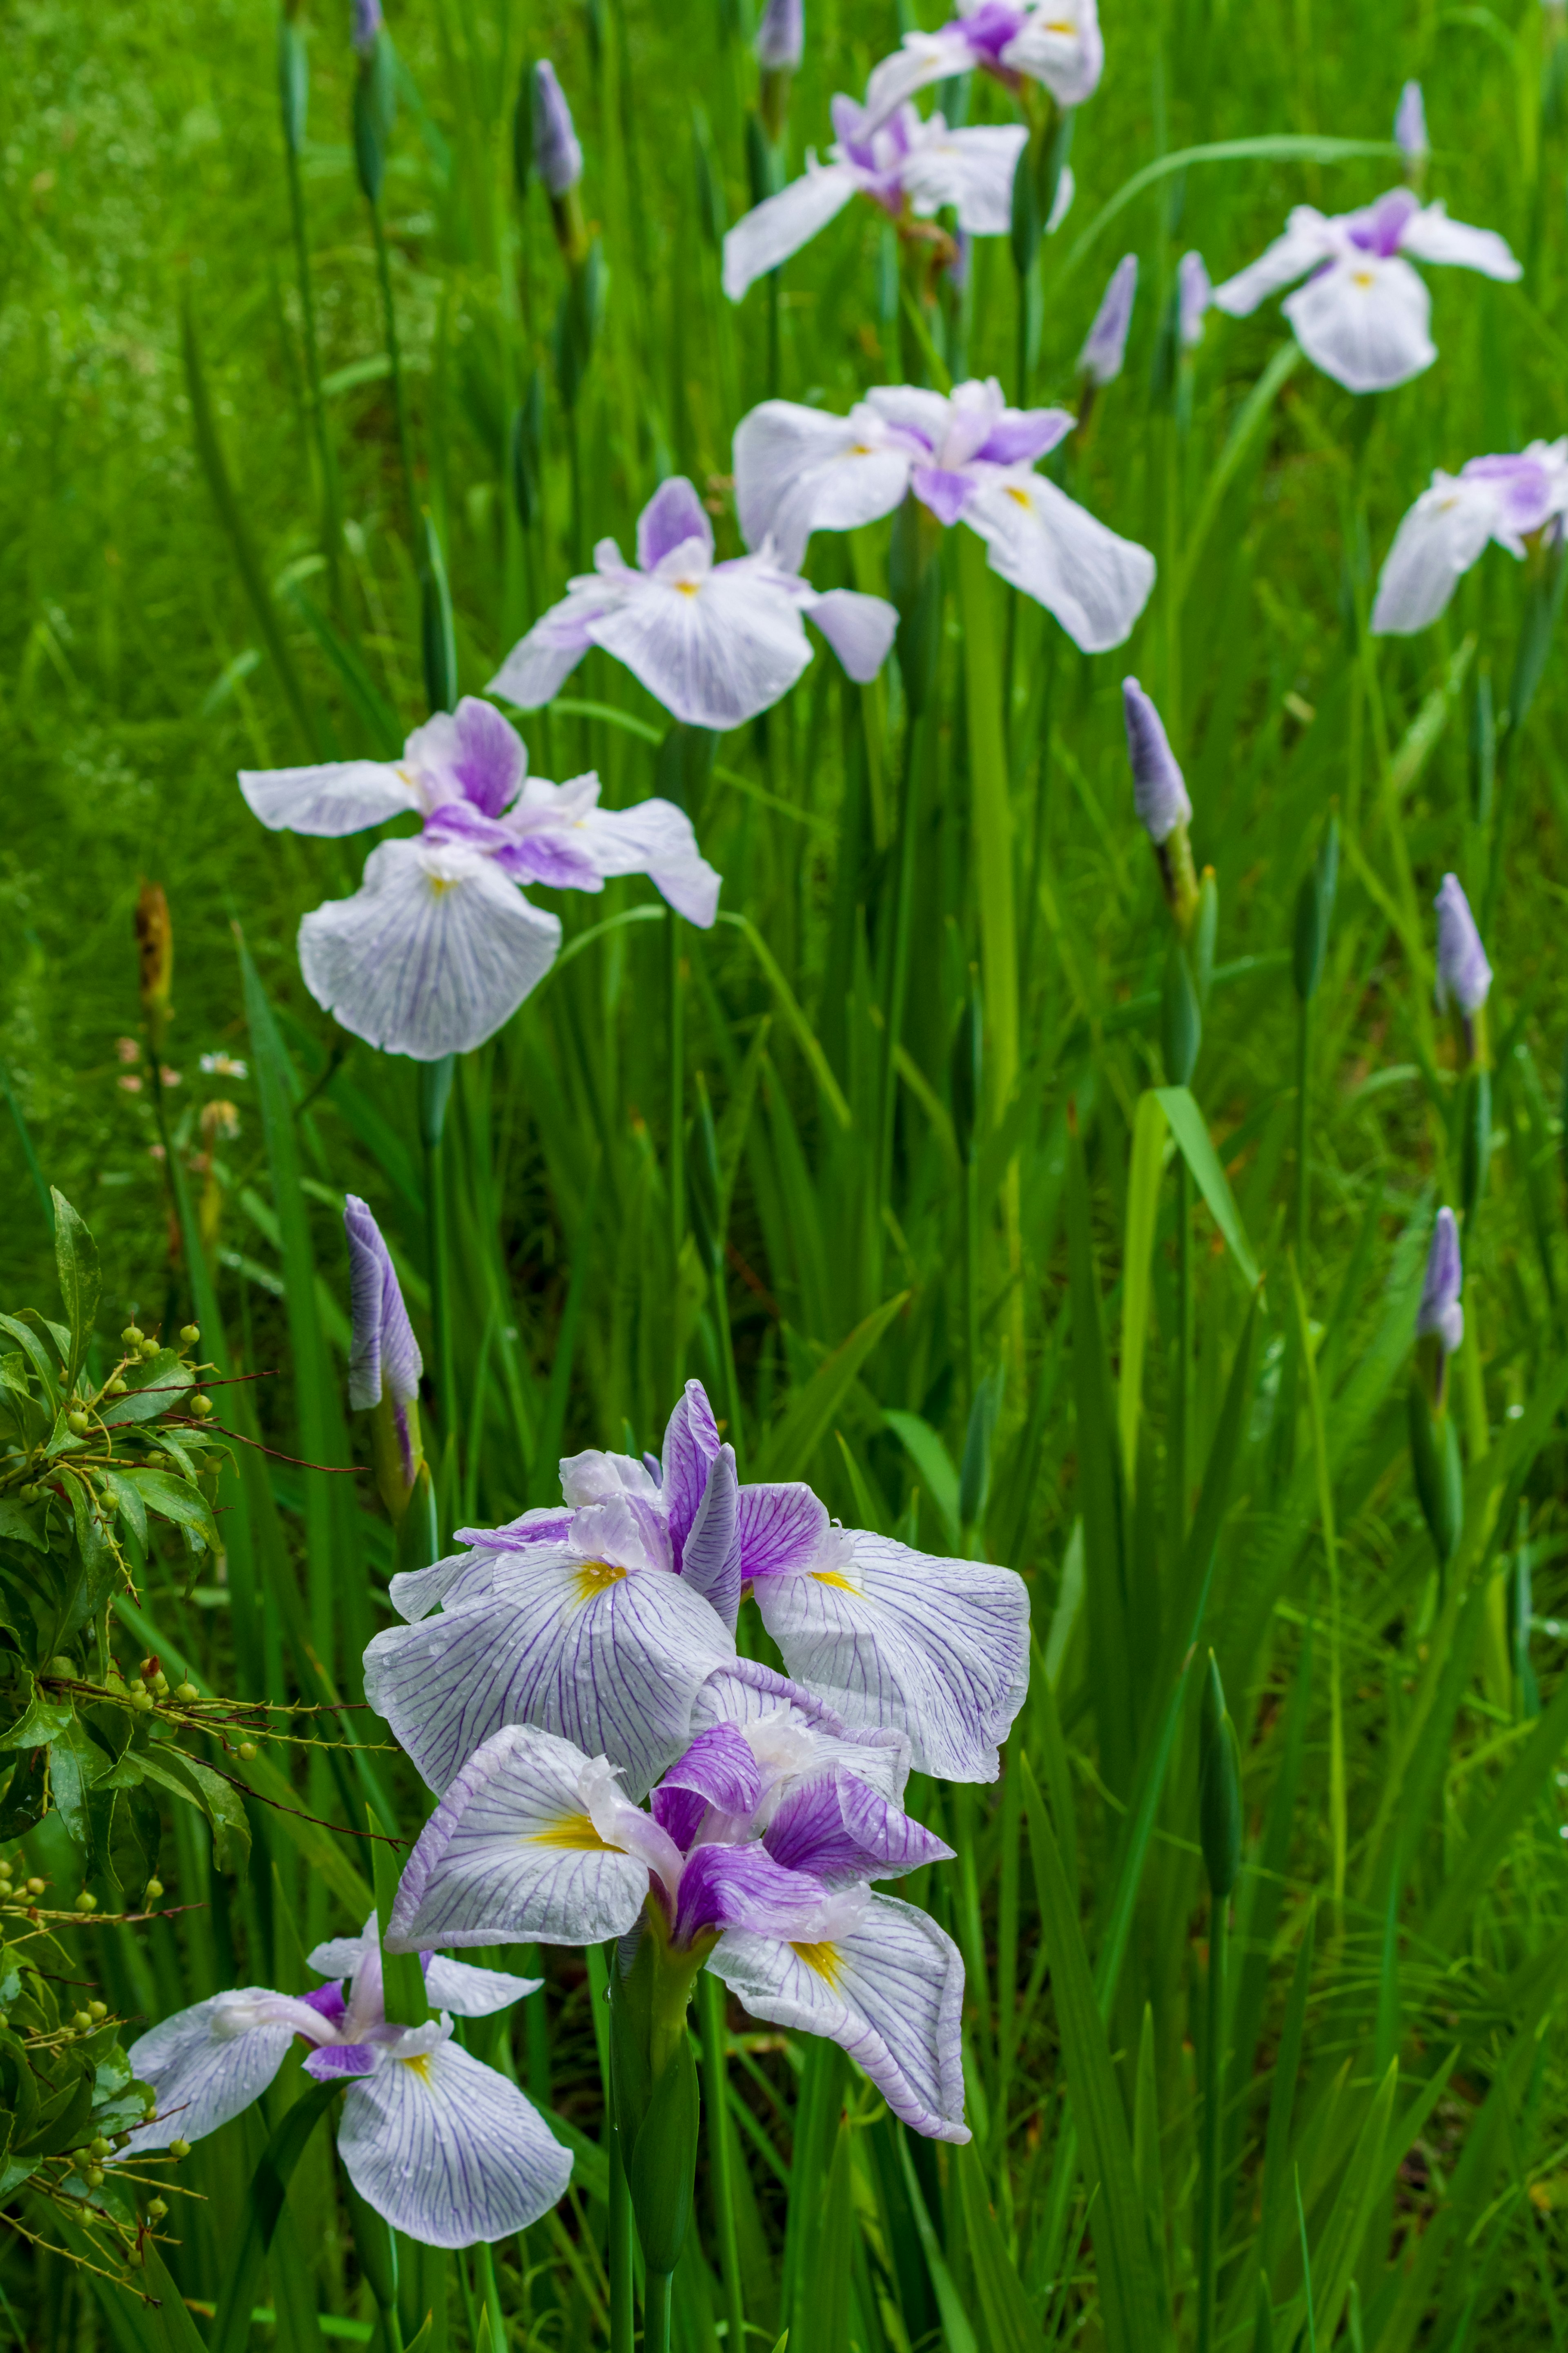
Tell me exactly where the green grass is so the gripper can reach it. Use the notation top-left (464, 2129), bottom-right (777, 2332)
top-left (5, 0), bottom-right (1568, 2344)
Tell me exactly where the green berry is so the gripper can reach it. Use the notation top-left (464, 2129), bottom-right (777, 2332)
top-left (174, 1681), bottom-right (199, 1701)
top-left (89, 2000), bottom-right (107, 2021)
top-left (139, 1338), bottom-right (160, 1361)
top-left (147, 2197), bottom-right (167, 2221)
top-left (180, 1324), bottom-right (200, 1347)
top-left (66, 1410), bottom-right (89, 1437)
top-left (190, 1394), bottom-right (214, 1419)
top-left (25, 1877), bottom-right (45, 1897)
top-left (169, 2138), bottom-right (191, 2160)
top-left (74, 1891), bottom-right (97, 1914)
top-left (105, 1376), bottom-right (128, 1397)
top-left (121, 1326), bottom-right (143, 1346)
top-left (72, 2010), bottom-right (93, 2031)
top-left (237, 1740), bottom-right (258, 1762)
top-left (85, 2164), bottom-right (105, 2187)
top-left (144, 1878), bottom-right (164, 1901)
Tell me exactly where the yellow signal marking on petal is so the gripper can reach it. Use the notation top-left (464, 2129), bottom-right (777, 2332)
top-left (850, 443), bottom-right (875, 456)
top-left (673, 580), bottom-right (700, 595)
top-left (791, 1940), bottom-right (844, 1984)
top-left (428, 875), bottom-right (455, 896)
top-left (812, 1569), bottom-right (858, 1591)
top-left (1005, 485), bottom-right (1033, 508)
top-left (571, 1559), bottom-right (628, 1603)
top-left (1352, 269), bottom-right (1376, 288)
top-left (530, 1810), bottom-right (619, 1852)
top-left (399, 2054), bottom-right (434, 2081)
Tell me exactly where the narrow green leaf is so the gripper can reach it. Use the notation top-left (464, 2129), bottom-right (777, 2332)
top-left (1154, 1088), bottom-right (1260, 1291)
top-left (210, 2080), bottom-right (340, 2353)
top-left (51, 1193), bottom-right (99, 1383)
top-left (884, 1409), bottom-right (961, 1547)
top-left (1062, 137), bottom-right (1401, 273)
top-left (719, 912), bottom-right (852, 1129)
top-left (953, 2139), bottom-right (1042, 2353)
top-left (753, 1292), bottom-right (909, 1483)
top-left (1118, 1092), bottom-right (1167, 1488)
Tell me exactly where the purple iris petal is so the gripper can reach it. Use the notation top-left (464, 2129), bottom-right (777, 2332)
top-left (532, 63), bottom-right (583, 198)
top-left (1416, 1206), bottom-right (1463, 1356)
top-left (734, 1483), bottom-right (830, 1580)
top-left (351, 0), bottom-right (382, 56)
top-left (651, 1784), bottom-right (710, 1852)
top-left (454, 1508), bottom-right (575, 1552)
top-left (657, 1724), bottom-right (764, 1826)
top-left (1122, 677), bottom-right (1192, 845)
top-left (1347, 187), bottom-right (1421, 258)
top-left (1433, 872), bottom-right (1492, 1016)
top-left (911, 465), bottom-right (974, 526)
top-left (492, 834), bottom-right (604, 891)
top-left (763, 1772), bottom-right (954, 1885)
top-left (974, 413), bottom-right (1073, 466)
top-left (662, 1380), bottom-right (723, 1563)
top-left (303, 2041), bottom-right (383, 2081)
top-left (672, 1840), bottom-right (829, 1943)
top-left (344, 1196), bottom-right (423, 1414)
top-left (421, 798), bottom-right (516, 853)
top-left (448, 697), bottom-right (526, 818)
top-left (638, 478), bottom-right (717, 574)
top-left (956, 0), bottom-right (1029, 64)
top-left (754, 0), bottom-right (804, 70)
top-left (298, 1981), bottom-right (349, 2028)
top-left (1461, 453), bottom-right (1555, 538)
top-left (677, 1445), bottom-right (742, 1626)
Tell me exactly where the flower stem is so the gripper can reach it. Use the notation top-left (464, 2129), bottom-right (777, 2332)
top-left (608, 2116), bottom-right (635, 2353)
top-left (420, 1056), bottom-right (457, 1539)
top-left (644, 2271), bottom-right (673, 2353)
top-left (1173, 1153), bottom-right (1192, 1536)
top-left (369, 197), bottom-right (420, 549)
top-left (1294, 986), bottom-right (1313, 1269)
top-left (699, 1971), bottom-right (746, 2353)
top-left (669, 909), bottom-right (686, 1392)
top-left (1196, 1891), bottom-right (1228, 2353)
top-left (282, 132), bottom-right (344, 618)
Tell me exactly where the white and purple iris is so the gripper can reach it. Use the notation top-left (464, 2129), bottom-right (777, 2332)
top-left (386, 1663), bottom-right (969, 2143)
top-left (733, 377), bottom-right (1156, 653)
top-left (862, 0), bottom-right (1103, 132)
top-left (1212, 187), bottom-right (1521, 393)
top-left (363, 1377), bottom-right (1031, 1799)
top-left (488, 476), bottom-right (898, 731)
top-left (122, 1926), bottom-right (568, 2247)
top-left (239, 696), bottom-right (719, 1062)
top-left (722, 96), bottom-right (1029, 302)
top-left (1372, 440), bottom-right (1568, 635)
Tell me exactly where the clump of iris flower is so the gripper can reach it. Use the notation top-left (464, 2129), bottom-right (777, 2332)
top-left (862, 0), bottom-right (1102, 132)
top-left (488, 476), bottom-right (897, 729)
top-left (723, 95), bottom-right (1027, 301)
top-left (387, 1663), bottom-right (970, 2142)
top-left (1211, 187), bottom-right (1520, 393)
top-left (733, 376), bottom-right (1155, 652)
top-left (239, 696), bottom-right (719, 1061)
top-left (122, 1927), bottom-right (568, 2247)
top-left (1372, 440), bottom-right (1568, 633)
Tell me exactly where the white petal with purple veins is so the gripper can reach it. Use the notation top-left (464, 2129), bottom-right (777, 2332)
top-left (123, 1992), bottom-right (312, 2152)
top-left (365, 1549), bottom-right (735, 1798)
top-left (388, 1725), bottom-right (652, 1949)
top-left (735, 1483), bottom-right (832, 1579)
top-left (1396, 202), bottom-right (1521, 281)
top-left (423, 1956), bottom-right (543, 2015)
top-left (710, 1893), bottom-right (968, 2141)
top-left (584, 564), bottom-right (812, 731)
top-left (577, 799), bottom-right (722, 928)
top-left (1283, 254), bottom-right (1434, 393)
top-left (488, 575), bottom-right (627, 710)
top-left (964, 472), bottom-right (1156, 653)
top-left (298, 838), bottom-right (562, 1062)
top-left (338, 2034), bottom-right (572, 2246)
top-left (799, 588), bottom-right (900, 683)
top-left (723, 162), bottom-right (862, 303)
top-left (862, 27), bottom-right (985, 131)
top-left (1371, 473), bottom-right (1502, 634)
top-left (691, 1660), bottom-right (911, 1802)
top-left (239, 761), bottom-right (421, 838)
top-left (1210, 207), bottom-right (1336, 315)
top-left (752, 1533), bottom-right (1029, 1782)
top-left (733, 402), bottom-right (912, 569)
top-left (900, 124), bottom-right (1027, 236)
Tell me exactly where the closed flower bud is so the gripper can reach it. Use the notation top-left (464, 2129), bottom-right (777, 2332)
top-left (1434, 873), bottom-right (1492, 1022)
top-left (1416, 1206), bottom-right (1463, 1358)
top-left (1122, 678), bottom-right (1192, 845)
top-left (532, 62), bottom-right (583, 198)
top-left (1394, 80), bottom-right (1429, 170)
top-left (351, 0), bottom-right (383, 56)
top-left (1078, 254), bottom-right (1137, 388)
top-left (1178, 250), bottom-right (1212, 350)
top-left (754, 0), bottom-right (803, 70)
top-left (1198, 1653), bottom-right (1243, 1902)
top-left (134, 882), bottom-right (174, 1049)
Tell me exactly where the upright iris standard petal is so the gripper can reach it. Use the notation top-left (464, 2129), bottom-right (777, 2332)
top-left (532, 62), bottom-right (584, 197)
top-left (1417, 1207), bottom-right (1464, 1356)
top-left (388, 1726), bottom-right (656, 1949)
top-left (689, 1659), bottom-right (912, 1803)
top-left (708, 1893), bottom-right (968, 2141)
top-left (1122, 678), bottom-right (1192, 843)
top-left (676, 1446), bottom-right (742, 1628)
top-left (750, 1531), bottom-right (1030, 1782)
top-left (1434, 873), bottom-right (1492, 1016)
top-left (762, 1771), bottom-right (954, 1885)
top-left (344, 1195), bottom-right (421, 1411)
top-left (1079, 254), bottom-right (1138, 385)
top-left (298, 837), bottom-right (563, 1062)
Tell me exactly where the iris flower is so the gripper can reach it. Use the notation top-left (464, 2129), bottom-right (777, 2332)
top-left (1211, 187), bottom-right (1521, 394)
top-left (122, 1926), bottom-right (569, 2247)
top-left (386, 1664), bottom-right (969, 2142)
top-left (733, 377), bottom-right (1156, 652)
top-left (1416, 1207), bottom-right (1463, 1358)
top-left (239, 696), bottom-right (719, 1062)
top-left (1372, 441), bottom-right (1568, 634)
top-left (722, 95), bottom-right (1028, 301)
top-left (364, 1377), bottom-right (1030, 1800)
top-left (1433, 873), bottom-right (1492, 1021)
top-left (861, 0), bottom-right (1103, 132)
top-left (488, 476), bottom-right (897, 730)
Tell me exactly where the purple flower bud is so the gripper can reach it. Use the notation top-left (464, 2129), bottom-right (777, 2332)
top-left (1416, 1206), bottom-right (1463, 1356)
top-left (1178, 250), bottom-right (1212, 350)
top-left (1433, 873), bottom-right (1492, 1017)
top-left (351, 0), bottom-right (382, 55)
top-left (345, 1196), bottom-right (422, 1412)
top-left (532, 61), bottom-right (583, 198)
top-left (1122, 678), bottom-right (1192, 844)
top-left (1394, 80), bottom-right (1428, 163)
top-left (1079, 254), bottom-right (1137, 387)
top-left (755, 0), bottom-right (804, 71)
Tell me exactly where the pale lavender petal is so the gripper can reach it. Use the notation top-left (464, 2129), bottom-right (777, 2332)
top-left (423, 1956), bottom-right (543, 2015)
top-left (298, 838), bottom-right (562, 1062)
top-left (754, 0), bottom-right (803, 69)
top-left (1080, 254), bottom-right (1137, 385)
top-left (733, 400), bottom-right (912, 568)
top-left (1434, 872), bottom-right (1492, 1016)
top-left (763, 1771), bottom-right (953, 1885)
top-left (339, 2036), bottom-right (572, 2246)
top-left (238, 760), bottom-right (420, 838)
top-left (1371, 472), bottom-right (1501, 634)
top-left (1394, 80), bottom-right (1428, 163)
top-left (1211, 206), bottom-right (1336, 316)
top-left (899, 122), bottom-right (1027, 237)
top-left (999, 0), bottom-right (1103, 106)
top-left (123, 1993), bottom-right (303, 2153)
top-left (690, 1660), bottom-right (911, 1802)
top-left (450, 697), bottom-right (528, 817)
top-left (388, 1725), bottom-right (652, 1949)
top-left (1122, 678), bottom-right (1192, 844)
top-left (678, 1445), bottom-right (742, 1627)
top-left (862, 27), bottom-right (989, 132)
top-left (344, 1194), bottom-right (422, 1411)
top-left (299, 1981), bottom-right (348, 2028)
top-left (388, 1528), bottom-right (570, 1626)
top-left (709, 1892), bottom-right (968, 2141)
top-left (1417, 1205), bottom-right (1464, 1355)
top-left (751, 1532), bottom-right (1030, 1783)
top-left (963, 471), bottom-right (1156, 653)
top-left (673, 1840), bottom-right (830, 1941)
top-left (735, 1482), bottom-right (831, 1580)
top-left (723, 165), bottom-right (860, 303)
top-left (912, 465), bottom-right (973, 526)
top-left (662, 1381), bottom-right (723, 1560)
top-left (638, 478), bottom-right (716, 573)
top-left (1178, 250), bottom-right (1212, 350)
top-left (798, 588), bottom-right (899, 684)
top-left (488, 574), bottom-right (624, 710)
top-left (304, 2041), bottom-right (382, 2081)
top-left (364, 1545), bottom-right (736, 1798)
top-left (1397, 201), bottom-right (1521, 281)
top-left (1283, 255), bottom-right (1435, 393)
top-left (585, 563), bottom-right (812, 729)
top-left (532, 62), bottom-right (582, 198)
top-left (577, 798), bottom-right (723, 928)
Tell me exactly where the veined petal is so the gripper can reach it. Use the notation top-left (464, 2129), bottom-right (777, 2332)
top-left (238, 760), bottom-right (421, 838)
top-left (710, 1893), bottom-right (968, 2141)
top-left (901, 123), bottom-right (1026, 236)
top-left (862, 28), bottom-right (982, 132)
top-left (964, 471), bottom-right (1155, 653)
top-left (586, 565), bottom-right (811, 730)
top-left (123, 1992), bottom-right (307, 2153)
top-left (405, 701), bottom-right (527, 818)
top-left (1397, 201), bottom-right (1521, 281)
top-left (1210, 207), bottom-right (1335, 315)
top-left (297, 838), bottom-right (561, 1062)
top-left (679, 1445), bottom-right (742, 1628)
top-left (1283, 253), bottom-right (1434, 393)
top-left (488, 576), bottom-right (623, 710)
top-left (723, 163), bottom-right (862, 302)
top-left (1000, 0), bottom-right (1103, 107)
top-left (1371, 473), bottom-right (1502, 634)
top-left (691, 1659), bottom-right (911, 1802)
top-left (423, 1955), bottom-right (544, 2015)
top-left (338, 2037), bottom-right (572, 2246)
top-left (662, 1381), bottom-right (723, 1559)
top-left (387, 1724), bottom-right (652, 1949)
top-left (674, 1841), bottom-right (831, 1943)
top-left (763, 1771), bottom-right (953, 1885)
top-left (733, 401), bottom-right (911, 569)
top-left (576, 799), bottom-right (722, 928)
top-left (364, 1546), bottom-right (736, 1798)
top-left (751, 1532), bottom-right (1030, 1782)
top-left (735, 1482), bottom-right (832, 1579)
top-left (800, 587), bottom-right (900, 682)
top-left (638, 477), bottom-right (716, 572)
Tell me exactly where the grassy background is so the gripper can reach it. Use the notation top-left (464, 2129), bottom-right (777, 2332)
top-left (5, 0), bottom-right (1568, 2344)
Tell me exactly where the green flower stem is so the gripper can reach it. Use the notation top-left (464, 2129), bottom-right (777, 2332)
top-left (281, 129), bottom-right (343, 616)
top-left (1294, 986), bottom-right (1313, 1269)
top-left (1173, 1154), bottom-right (1192, 1534)
top-left (370, 196), bottom-right (420, 549)
top-left (644, 2271), bottom-right (673, 2353)
top-left (699, 1970), bottom-right (747, 2353)
top-left (421, 1056), bottom-right (457, 1540)
top-left (878, 709), bottom-right (927, 1253)
top-left (608, 2107), bottom-right (635, 2353)
top-left (1196, 1890), bottom-right (1228, 2353)
top-left (670, 909), bottom-right (686, 1392)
